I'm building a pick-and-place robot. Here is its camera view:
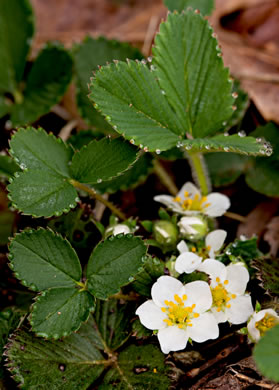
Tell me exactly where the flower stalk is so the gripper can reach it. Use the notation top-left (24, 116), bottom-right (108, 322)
top-left (187, 152), bottom-right (211, 196)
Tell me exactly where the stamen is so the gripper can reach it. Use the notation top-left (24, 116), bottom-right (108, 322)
top-left (184, 191), bottom-right (189, 197)
top-left (216, 277), bottom-right (220, 283)
top-left (231, 294), bottom-right (236, 299)
top-left (224, 280), bottom-right (229, 285)
top-left (191, 247), bottom-right (196, 252)
top-left (182, 294), bottom-right (187, 300)
top-left (161, 307), bottom-right (166, 312)
top-left (194, 313), bottom-right (200, 318)
top-left (226, 304), bottom-right (231, 308)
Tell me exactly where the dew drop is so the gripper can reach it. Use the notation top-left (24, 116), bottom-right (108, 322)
top-left (176, 141), bottom-right (183, 148)
top-left (161, 90), bottom-right (166, 95)
top-left (143, 147), bottom-right (148, 152)
top-left (224, 147), bottom-right (229, 152)
top-left (205, 145), bottom-right (210, 150)
top-left (75, 197), bottom-right (80, 203)
top-left (266, 148), bottom-right (273, 156)
top-left (20, 345), bottom-right (25, 351)
top-left (141, 59), bottom-right (147, 65)
top-left (113, 125), bottom-right (117, 130)
top-left (97, 178), bottom-right (102, 183)
top-left (105, 116), bottom-right (111, 122)
top-left (185, 144), bottom-right (192, 150)
top-left (232, 92), bottom-right (238, 99)
top-left (128, 276), bottom-right (134, 282)
top-left (260, 149), bottom-right (266, 155)
top-left (256, 137), bottom-right (262, 143)
top-left (19, 163), bottom-right (27, 170)
top-left (222, 122), bottom-right (227, 127)
top-left (224, 132), bottom-right (229, 137)
top-left (226, 249), bottom-right (232, 255)
top-left (155, 149), bottom-right (161, 154)
top-left (217, 52), bottom-right (223, 57)
top-left (232, 105), bottom-right (237, 111)
top-left (5, 120), bottom-right (12, 130)
top-left (238, 131), bottom-right (246, 137)
top-left (57, 311), bottom-right (61, 315)
top-left (212, 32), bottom-right (217, 39)
top-left (150, 65), bottom-right (156, 71)
top-left (129, 139), bottom-right (135, 145)
top-left (59, 364), bottom-right (66, 372)
top-left (147, 56), bottom-right (152, 63)
top-left (139, 144), bottom-right (143, 149)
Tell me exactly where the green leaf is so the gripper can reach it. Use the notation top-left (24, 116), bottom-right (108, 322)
top-left (132, 257), bottom-right (165, 297)
top-left (8, 127), bottom-right (79, 217)
top-left (0, 155), bottom-right (19, 179)
top-left (5, 318), bottom-right (106, 390)
top-left (253, 325), bottom-right (279, 382)
top-left (153, 11), bottom-right (234, 138)
top-left (252, 257), bottom-right (279, 295)
top-left (9, 228), bottom-right (82, 291)
top-left (8, 170), bottom-right (78, 217)
top-left (216, 237), bottom-right (262, 265)
top-left (224, 81), bottom-right (249, 131)
top-left (246, 123), bottom-right (279, 196)
top-left (205, 152), bottom-right (247, 187)
top-left (100, 344), bottom-right (169, 389)
top-left (163, 0), bottom-right (214, 15)
top-left (0, 0), bottom-right (34, 94)
top-left (90, 60), bottom-right (182, 152)
top-left (70, 137), bottom-right (139, 184)
top-left (181, 134), bottom-right (270, 156)
top-left (30, 288), bottom-right (94, 338)
top-left (73, 36), bottom-right (143, 130)
top-left (0, 209), bottom-right (15, 246)
top-left (94, 299), bottom-right (133, 350)
top-left (0, 96), bottom-right (10, 118)
top-left (68, 129), bottom-right (103, 149)
top-left (0, 308), bottom-right (24, 378)
top-left (11, 43), bottom-right (73, 126)
top-left (87, 235), bottom-right (147, 299)
top-left (94, 153), bottom-right (153, 194)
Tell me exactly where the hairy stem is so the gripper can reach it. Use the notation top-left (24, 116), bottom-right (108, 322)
top-left (153, 159), bottom-right (178, 196)
top-left (70, 179), bottom-right (126, 221)
top-left (187, 152), bottom-right (211, 195)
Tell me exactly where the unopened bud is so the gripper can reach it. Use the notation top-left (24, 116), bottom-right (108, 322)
top-left (153, 220), bottom-right (178, 248)
top-left (178, 216), bottom-right (208, 241)
top-left (105, 224), bottom-right (131, 237)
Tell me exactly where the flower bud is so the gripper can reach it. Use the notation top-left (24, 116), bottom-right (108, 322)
top-left (105, 224), bottom-right (131, 237)
top-left (178, 216), bottom-right (208, 241)
top-left (153, 220), bottom-right (178, 248)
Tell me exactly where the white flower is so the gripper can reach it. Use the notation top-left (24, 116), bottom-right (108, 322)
top-left (136, 276), bottom-right (219, 354)
top-left (198, 259), bottom-right (253, 324)
top-left (175, 230), bottom-right (227, 274)
top-left (110, 224), bottom-right (131, 235)
top-left (248, 309), bottom-right (279, 342)
top-left (154, 182), bottom-right (230, 217)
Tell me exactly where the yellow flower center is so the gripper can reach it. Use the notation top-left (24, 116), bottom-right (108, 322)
top-left (255, 313), bottom-right (277, 336)
top-left (173, 192), bottom-right (211, 212)
top-left (191, 245), bottom-right (211, 259)
top-left (211, 277), bottom-right (236, 312)
top-left (161, 294), bottom-right (199, 329)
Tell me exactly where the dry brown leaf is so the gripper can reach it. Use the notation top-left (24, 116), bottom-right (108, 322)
top-left (264, 216), bottom-right (279, 256)
top-left (210, 0), bottom-right (279, 123)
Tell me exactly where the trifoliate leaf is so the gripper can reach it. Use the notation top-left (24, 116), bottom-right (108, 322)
top-left (5, 318), bottom-right (106, 389)
top-left (11, 43), bottom-right (73, 126)
top-left (153, 11), bottom-right (233, 138)
top-left (253, 325), bottom-right (279, 382)
top-left (164, 0), bottom-right (214, 15)
top-left (246, 123), bottom-right (279, 196)
top-left (8, 127), bottom-right (79, 217)
top-left (94, 153), bottom-right (153, 194)
top-left (9, 228), bottom-right (82, 291)
top-left (100, 344), bottom-right (169, 389)
top-left (0, 0), bottom-right (34, 94)
top-left (0, 155), bottom-right (19, 179)
top-left (181, 134), bottom-right (270, 156)
top-left (70, 137), bottom-right (139, 185)
top-left (87, 235), bottom-right (147, 299)
top-left (205, 152), bottom-right (247, 187)
top-left (30, 288), bottom-right (94, 338)
top-left (73, 36), bottom-right (143, 130)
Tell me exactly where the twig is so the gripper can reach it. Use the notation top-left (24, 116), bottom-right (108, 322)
top-left (142, 15), bottom-right (160, 57)
top-left (229, 367), bottom-right (278, 389)
top-left (58, 119), bottom-right (78, 141)
top-left (51, 104), bottom-right (72, 120)
top-left (225, 211), bottom-right (247, 223)
top-left (153, 159), bottom-right (178, 196)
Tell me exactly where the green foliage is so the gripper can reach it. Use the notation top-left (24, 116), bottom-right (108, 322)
top-left (224, 81), bottom-right (249, 131)
top-left (0, 156), bottom-right (19, 179)
top-left (5, 313), bottom-right (169, 389)
top-left (30, 288), bottom-right (94, 338)
top-left (253, 325), bottom-right (279, 382)
top-left (70, 137), bottom-right (138, 184)
top-left (87, 235), bottom-right (147, 299)
top-left (0, 0), bottom-right (34, 94)
top-left (132, 257), bottom-right (165, 297)
top-left (217, 237), bottom-right (262, 265)
top-left (181, 135), bottom-right (270, 156)
top-left (11, 43), bottom-right (73, 126)
top-left (205, 152), bottom-right (247, 187)
top-left (9, 228), bottom-right (82, 291)
top-left (73, 36), bottom-right (143, 130)
top-left (8, 127), bottom-right (138, 217)
top-left (252, 257), bottom-right (279, 295)
top-left (246, 123), bottom-right (279, 196)
top-left (100, 344), bottom-right (169, 389)
top-left (163, 0), bottom-right (214, 15)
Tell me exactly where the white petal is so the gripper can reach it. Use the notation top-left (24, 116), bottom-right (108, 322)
top-left (227, 295), bottom-right (254, 324)
top-left (211, 307), bottom-right (228, 324)
top-left (153, 195), bottom-right (176, 207)
top-left (197, 259), bottom-right (227, 286)
top-left (183, 281), bottom-right (212, 313)
top-left (136, 300), bottom-right (166, 330)
top-left (157, 326), bottom-right (188, 354)
top-left (225, 264), bottom-right (249, 295)
top-left (188, 312), bottom-right (219, 342)
top-left (151, 276), bottom-right (183, 307)
top-left (177, 240), bottom-right (189, 253)
top-left (205, 193), bottom-right (230, 217)
top-left (112, 224), bottom-right (131, 235)
top-left (175, 253), bottom-right (202, 274)
top-left (177, 182), bottom-right (200, 201)
top-left (247, 309), bottom-right (279, 342)
top-left (206, 230), bottom-right (227, 258)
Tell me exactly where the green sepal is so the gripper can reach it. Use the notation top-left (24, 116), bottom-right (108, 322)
top-left (30, 288), bottom-right (95, 339)
top-left (87, 235), bottom-right (147, 299)
top-left (0, 155), bottom-right (19, 179)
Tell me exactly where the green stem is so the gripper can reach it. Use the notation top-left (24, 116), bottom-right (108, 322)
top-left (70, 179), bottom-right (126, 221)
top-left (153, 159), bottom-right (178, 196)
top-left (187, 153), bottom-right (211, 196)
